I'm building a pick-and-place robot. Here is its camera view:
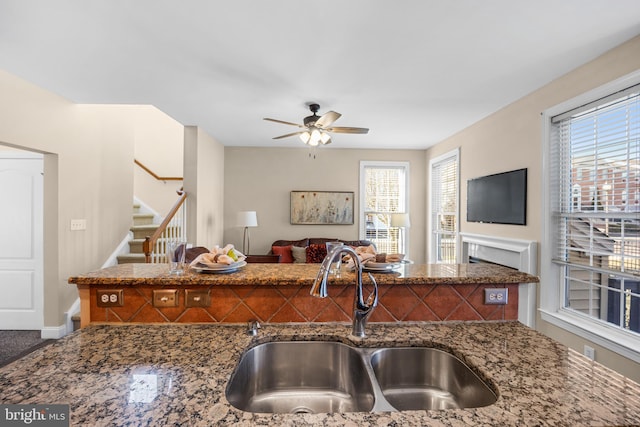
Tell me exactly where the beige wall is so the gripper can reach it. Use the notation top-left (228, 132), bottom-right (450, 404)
top-left (133, 106), bottom-right (185, 216)
top-left (0, 69), bottom-right (205, 331)
top-left (223, 147), bottom-right (426, 261)
top-left (184, 126), bottom-right (225, 250)
top-left (426, 35), bottom-right (640, 381)
top-left (0, 69), bottom-right (137, 330)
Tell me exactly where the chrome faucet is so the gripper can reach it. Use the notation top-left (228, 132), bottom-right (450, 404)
top-left (247, 320), bottom-right (261, 336)
top-left (310, 246), bottom-right (378, 337)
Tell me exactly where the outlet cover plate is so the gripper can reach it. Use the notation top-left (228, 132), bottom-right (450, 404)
top-left (96, 289), bottom-right (124, 307)
top-left (484, 288), bottom-right (508, 305)
top-left (153, 289), bottom-right (179, 307)
top-left (185, 290), bottom-right (210, 307)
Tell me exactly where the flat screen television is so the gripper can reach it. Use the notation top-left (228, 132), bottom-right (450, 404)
top-left (467, 168), bottom-right (527, 225)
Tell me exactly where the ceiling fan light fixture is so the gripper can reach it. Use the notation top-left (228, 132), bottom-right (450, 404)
top-left (299, 131), bottom-right (311, 144)
top-left (265, 103), bottom-right (368, 149)
top-left (308, 128), bottom-right (322, 146)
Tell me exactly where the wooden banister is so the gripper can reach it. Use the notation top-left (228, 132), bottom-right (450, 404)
top-left (143, 190), bottom-right (188, 263)
top-left (134, 159), bottom-right (183, 181)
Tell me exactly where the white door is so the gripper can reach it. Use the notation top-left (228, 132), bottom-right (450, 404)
top-left (0, 152), bottom-right (44, 329)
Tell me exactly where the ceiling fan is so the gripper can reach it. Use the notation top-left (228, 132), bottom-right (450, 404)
top-left (264, 103), bottom-right (369, 146)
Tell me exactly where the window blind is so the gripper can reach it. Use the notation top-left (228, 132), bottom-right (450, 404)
top-left (554, 89), bottom-right (640, 278)
top-left (553, 87), bottom-right (640, 333)
top-left (552, 83), bottom-right (640, 123)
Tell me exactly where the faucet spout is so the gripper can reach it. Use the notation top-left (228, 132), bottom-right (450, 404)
top-left (310, 246), bottom-right (378, 337)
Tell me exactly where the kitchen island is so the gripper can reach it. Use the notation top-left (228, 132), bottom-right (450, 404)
top-left (69, 263), bottom-right (538, 327)
top-left (1, 321), bottom-right (638, 426)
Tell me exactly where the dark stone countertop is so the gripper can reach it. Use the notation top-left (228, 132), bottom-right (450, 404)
top-left (0, 321), bottom-right (638, 426)
top-left (69, 263), bottom-right (539, 287)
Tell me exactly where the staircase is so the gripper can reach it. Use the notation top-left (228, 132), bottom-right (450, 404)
top-left (117, 203), bottom-right (157, 264)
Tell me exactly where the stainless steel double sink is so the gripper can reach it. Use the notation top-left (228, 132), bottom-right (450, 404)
top-left (225, 341), bottom-right (497, 414)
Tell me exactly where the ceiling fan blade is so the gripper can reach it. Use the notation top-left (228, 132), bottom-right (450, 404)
top-left (264, 118), bottom-right (304, 128)
top-left (314, 111), bottom-right (341, 129)
top-left (326, 126), bottom-right (369, 134)
top-left (272, 131), bottom-right (305, 140)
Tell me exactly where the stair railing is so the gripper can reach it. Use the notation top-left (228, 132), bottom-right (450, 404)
top-left (143, 190), bottom-right (188, 263)
top-left (134, 159), bottom-right (183, 182)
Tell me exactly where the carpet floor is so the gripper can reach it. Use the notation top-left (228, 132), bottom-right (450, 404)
top-left (0, 330), bottom-right (54, 368)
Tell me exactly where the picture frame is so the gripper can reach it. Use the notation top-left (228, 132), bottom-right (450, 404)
top-left (290, 191), bottom-right (354, 225)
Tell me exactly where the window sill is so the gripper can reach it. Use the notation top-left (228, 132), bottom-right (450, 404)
top-left (539, 309), bottom-right (640, 363)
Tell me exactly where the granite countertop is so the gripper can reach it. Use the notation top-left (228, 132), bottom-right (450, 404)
top-left (1, 321), bottom-right (638, 426)
top-left (68, 263), bottom-right (539, 287)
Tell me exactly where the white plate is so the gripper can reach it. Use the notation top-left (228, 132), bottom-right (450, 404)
top-left (363, 262), bottom-right (401, 272)
top-left (192, 260), bottom-right (247, 274)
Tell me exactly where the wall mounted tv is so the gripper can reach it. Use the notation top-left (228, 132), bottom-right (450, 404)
top-left (467, 168), bottom-right (527, 225)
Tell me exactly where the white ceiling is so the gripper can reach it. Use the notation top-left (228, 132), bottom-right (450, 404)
top-left (1, 1), bottom-right (639, 150)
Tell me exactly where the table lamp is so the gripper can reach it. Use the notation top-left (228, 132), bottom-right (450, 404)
top-left (237, 211), bottom-right (258, 255)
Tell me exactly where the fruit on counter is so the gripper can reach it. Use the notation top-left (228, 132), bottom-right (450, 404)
top-left (188, 243), bottom-right (245, 268)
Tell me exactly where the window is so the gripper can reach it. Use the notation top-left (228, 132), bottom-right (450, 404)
top-left (543, 72), bottom-right (640, 361)
top-left (359, 161), bottom-right (409, 255)
top-left (429, 149), bottom-right (459, 263)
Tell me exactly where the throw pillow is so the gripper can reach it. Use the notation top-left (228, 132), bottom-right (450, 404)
top-left (271, 245), bottom-right (293, 263)
top-left (291, 245), bottom-right (308, 263)
top-left (306, 243), bottom-right (327, 263)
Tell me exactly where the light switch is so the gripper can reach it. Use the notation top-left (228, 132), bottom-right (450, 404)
top-left (70, 219), bottom-right (86, 231)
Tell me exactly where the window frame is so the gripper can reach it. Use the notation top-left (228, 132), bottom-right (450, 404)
top-left (428, 148), bottom-right (460, 264)
top-left (541, 70), bottom-right (640, 363)
top-left (359, 161), bottom-right (410, 255)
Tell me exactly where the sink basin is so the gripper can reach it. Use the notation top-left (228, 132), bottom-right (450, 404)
top-left (370, 347), bottom-right (497, 410)
top-left (226, 341), bottom-right (497, 414)
top-left (225, 341), bottom-right (375, 413)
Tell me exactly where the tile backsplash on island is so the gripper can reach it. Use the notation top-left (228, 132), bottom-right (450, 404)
top-left (88, 282), bottom-right (519, 324)
top-left (71, 263), bottom-right (534, 327)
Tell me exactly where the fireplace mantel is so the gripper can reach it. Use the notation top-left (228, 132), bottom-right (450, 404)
top-left (461, 233), bottom-right (538, 327)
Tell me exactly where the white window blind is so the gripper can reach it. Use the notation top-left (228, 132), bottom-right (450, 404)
top-left (430, 150), bottom-right (459, 263)
top-left (552, 86), bottom-right (640, 333)
top-left (360, 162), bottom-right (409, 254)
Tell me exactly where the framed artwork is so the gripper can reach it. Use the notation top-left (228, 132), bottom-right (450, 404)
top-left (290, 191), bottom-right (354, 225)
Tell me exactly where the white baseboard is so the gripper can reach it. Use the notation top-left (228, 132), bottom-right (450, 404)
top-left (41, 325), bottom-right (67, 339)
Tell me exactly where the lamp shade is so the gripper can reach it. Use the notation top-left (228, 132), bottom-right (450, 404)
top-left (391, 213), bottom-right (410, 228)
top-left (237, 211), bottom-right (258, 227)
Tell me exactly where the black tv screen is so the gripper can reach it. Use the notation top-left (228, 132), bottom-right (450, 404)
top-left (467, 168), bottom-right (527, 225)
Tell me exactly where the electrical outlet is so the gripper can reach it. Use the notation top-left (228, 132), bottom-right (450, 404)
top-left (584, 345), bottom-right (595, 360)
top-left (70, 219), bottom-right (86, 231)
top-left (96, 289), bottom-right (124, 307)
top-left (153, 289), bottom-right (179, 307)
top-left (484, 288), bottom-right (508, 305)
